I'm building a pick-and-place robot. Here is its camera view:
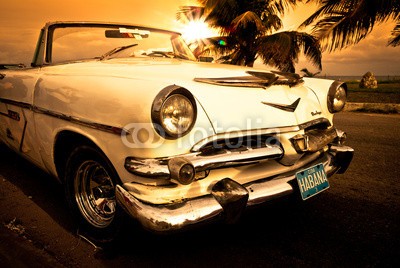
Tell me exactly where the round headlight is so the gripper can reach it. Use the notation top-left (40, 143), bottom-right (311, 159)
top-left (160, 94), bottom-right (195, 137)
top-left (333, 86), bottom-right (347, 111)
top-left (152, 85), bottom-right (197, 139)
top-left (328, 82), bottom-right (347, 113)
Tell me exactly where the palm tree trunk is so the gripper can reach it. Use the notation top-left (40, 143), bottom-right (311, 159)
top-left (245, 60), bottom-right (255, 67)
top-left (244, 51), bottom-right (257, 67)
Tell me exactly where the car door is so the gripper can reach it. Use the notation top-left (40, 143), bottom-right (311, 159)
top-left (0, 68), bottom-right (40, 160)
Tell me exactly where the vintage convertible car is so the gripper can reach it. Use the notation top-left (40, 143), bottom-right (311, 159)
top-left (0, 21), bottom-right (353, 241)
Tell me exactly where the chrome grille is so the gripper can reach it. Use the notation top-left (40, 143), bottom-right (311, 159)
top-left (198, 134), bottom-right (281, 155)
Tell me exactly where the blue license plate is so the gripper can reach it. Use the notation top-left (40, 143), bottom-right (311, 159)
top-left (296, 163), bottom-right (329, 200)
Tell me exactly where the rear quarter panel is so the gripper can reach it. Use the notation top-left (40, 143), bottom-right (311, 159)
top-left (0, 68), bottom-right (44, 166)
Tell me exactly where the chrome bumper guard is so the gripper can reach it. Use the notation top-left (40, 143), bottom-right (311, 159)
top-left (116, 144), bottom-right (354, 233)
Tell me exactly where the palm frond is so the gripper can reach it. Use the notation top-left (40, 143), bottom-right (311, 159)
top-left (299, 32), bottom-right (323, 70)
top-left (258, 31), bottom-right (322, 72)
top-left (261, 13), bottom-right (283, 33)
top-left (311, 11), bottom-right (373, 51)
top-left (300, 0), bottom-right (354, 28)
top-left (258, 32), bottom-right (296, 72)
top-left (300, 68), bottom-right (321, 77)
top-left (388, 21), bottom-right (400, 46)
top-left (176, 6), bottom-right (204, 23)
top-left (202, 0), bottom-right (240, 27)
top-left (268, 0), bottom-right (298, 16)
top-left (231, 11), bottom-right (266, 32)
top-left (301, 0), bottom-right (400, 50)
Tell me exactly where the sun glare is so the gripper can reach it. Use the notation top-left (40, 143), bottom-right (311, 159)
top-left (181, 20), bottom-right (215, 42)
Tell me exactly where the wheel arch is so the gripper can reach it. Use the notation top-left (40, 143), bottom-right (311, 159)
top-left (54, 130), bottom-right (108, 183)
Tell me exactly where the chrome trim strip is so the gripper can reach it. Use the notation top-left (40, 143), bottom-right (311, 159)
top-left (194, 71), bottom-right (304, 88)
top-left (34, 107), bottom-right (128, 135)
top-left (194, 76), bottom-right (270, 88)
top-left (0, 98), bottom-right (127, 135)
top-left (117, 145), bottom-right (354, 232)
top-left (0, 98), bottom-right (32, 110)
top-left (191, 146), bottom-right (282, 171)
top-left (0, 64), bottom-right (25, 69)
top-left (125, 145), bottom-right (283, 179)
top-left (249, 70), bottom-right (304, 87)
top-left (191, 118), bottom-right (331, 152)
top-left (298, 117), bottom-right (331, 130)
top-left (191, 127), bottom-right (297, 152)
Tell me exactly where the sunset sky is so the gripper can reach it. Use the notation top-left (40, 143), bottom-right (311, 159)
top-left (1, 0), bottom-right (399, 76)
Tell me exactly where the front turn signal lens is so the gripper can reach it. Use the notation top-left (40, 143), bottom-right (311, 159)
top-left (168, 157), bottom-right (195, 185)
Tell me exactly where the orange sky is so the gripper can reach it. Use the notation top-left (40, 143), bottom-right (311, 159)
top-left (1, 0), bottom-right (399, 76)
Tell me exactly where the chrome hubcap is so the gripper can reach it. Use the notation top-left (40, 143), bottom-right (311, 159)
top-left (74, 160), bottom-right (116, 228)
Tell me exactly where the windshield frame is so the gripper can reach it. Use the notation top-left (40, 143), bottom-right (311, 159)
top-left (32, 21), bottom-right (196, 67)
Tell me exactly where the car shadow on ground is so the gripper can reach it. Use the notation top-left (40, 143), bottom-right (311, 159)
top-left (0, 143), bottom-right (76, 233)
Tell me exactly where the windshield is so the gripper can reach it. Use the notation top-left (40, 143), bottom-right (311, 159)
top-left (48, 24), bottom-right (196, 64)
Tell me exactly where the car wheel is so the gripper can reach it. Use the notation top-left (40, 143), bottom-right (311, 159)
top-left (64, 145), bottom-right (122, 244)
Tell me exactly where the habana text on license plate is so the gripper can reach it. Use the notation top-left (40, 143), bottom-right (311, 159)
top-left (296, 163), bottom-right (329, 200)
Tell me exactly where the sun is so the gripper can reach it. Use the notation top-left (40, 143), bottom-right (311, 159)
top-left (181, 20), bottom-right (215, 43)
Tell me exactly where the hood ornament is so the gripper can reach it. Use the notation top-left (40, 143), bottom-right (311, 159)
top-left (194, 71), bottom-right (304, 88)
top-left (261, 98), bottom-right (301, 112)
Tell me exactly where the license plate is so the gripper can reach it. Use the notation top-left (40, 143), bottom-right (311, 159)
top-left (296, 163), bottom-right (329, 200)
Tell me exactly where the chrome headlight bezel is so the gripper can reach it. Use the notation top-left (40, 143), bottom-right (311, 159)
top-left (151, 85), bottom-right (197, 139)
top-left (328, 81), bottom-right (347, 113)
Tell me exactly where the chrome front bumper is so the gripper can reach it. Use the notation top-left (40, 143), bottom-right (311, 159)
top-left (116, 144), bottom-right (354, 232)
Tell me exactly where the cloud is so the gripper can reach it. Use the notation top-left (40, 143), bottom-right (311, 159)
top-left (0, 27), bottom-right (39, 65)
top-left (294, 20), bottom-right (400, 75)
top-left (319, 22), bottom-right (400, 75)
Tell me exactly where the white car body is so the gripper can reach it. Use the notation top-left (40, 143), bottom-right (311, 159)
top-left (0, 22), bottom-right (353, 236)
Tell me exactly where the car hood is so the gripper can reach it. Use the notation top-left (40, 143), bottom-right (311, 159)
top-left (55, 58), bottom-right (326, 133)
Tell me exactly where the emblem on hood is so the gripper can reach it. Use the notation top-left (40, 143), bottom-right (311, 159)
top-left (261, 98), bottom-right (301, 112)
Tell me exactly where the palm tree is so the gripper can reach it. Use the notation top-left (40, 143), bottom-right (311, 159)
top-left (301, 0), bottom-right (400, 51)
top-left (178, 0), bottom-right (322, 73)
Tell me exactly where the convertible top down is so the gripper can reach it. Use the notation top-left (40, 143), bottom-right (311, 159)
top-left (0, 22), bottom-right (353, 242)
